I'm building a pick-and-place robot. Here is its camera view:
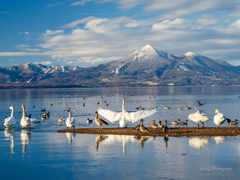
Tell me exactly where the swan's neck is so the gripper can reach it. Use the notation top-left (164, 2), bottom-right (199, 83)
top-left (140, 121), bottom-right (143, 126)
top-left (95, 113), bottom-right (98, 119)
top-left (122, 100), bottom-right (125, 112)
top-left (69, 111), bottom-right (72, 118)
top-left (22, 106), bottom-right (26, 117)
top-left (10, 108), bottom-right (14, 117)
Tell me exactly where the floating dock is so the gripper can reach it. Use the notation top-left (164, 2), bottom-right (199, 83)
top-left (58, 127), bottom-right (240, 137)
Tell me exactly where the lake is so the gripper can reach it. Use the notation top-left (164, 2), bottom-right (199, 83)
top-left (1, 86), bottom-right (240, 179)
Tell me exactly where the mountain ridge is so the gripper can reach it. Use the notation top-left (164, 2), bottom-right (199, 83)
top-left (0, 44), bottom-right (240, 88)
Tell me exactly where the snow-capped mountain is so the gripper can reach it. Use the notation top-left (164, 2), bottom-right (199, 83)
top-left (1, 44), bottom-right (240, 88)
top-left (103, 44), bottom-right (178, 78)
top-left (0, 63), bottom-right (84, 84)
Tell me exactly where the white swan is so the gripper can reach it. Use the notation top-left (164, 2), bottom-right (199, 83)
top-left (188, 110), bottom-right (210, 128)
top-left (4, 106), bottom-right (16, 128)
top-left (97, 99), bottom-right (157, 128)
top-left (66, 110), bottom-right (76, 129)
top-left (20, 105), bottom-right (31, 129)
top-left (214, 109), bottom-right (226, 127)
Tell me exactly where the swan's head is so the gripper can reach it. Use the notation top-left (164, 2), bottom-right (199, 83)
top-left (177, 119), bottom-right (180, 121)
top-left (186, 120), bottom-right (188, 122)
top-left (152, 120), bottom-right (155, 123)
top-left (94, 111), bottom-right (98, 114)
top-left (196, 110), bottom-right (201, 113)
top-left (215, 109), bottom-right (220, 115)
top-left (165, 120), bottom-right (167, 123)
top-left (9, 106), bottom-right (13, 110)
top-left (21, 104), bottom-right (25, 108)
top-left (235, 119), bottom-right (238, 122)
top-left (140, 119), bottom-right (144, 122)
top-left (159, 121), bottom-right (161, 123)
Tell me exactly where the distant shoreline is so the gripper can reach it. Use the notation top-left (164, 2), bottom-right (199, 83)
top-left (1, 84), bottom-right (240, 89)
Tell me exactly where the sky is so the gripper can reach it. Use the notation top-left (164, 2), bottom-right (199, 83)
top-left (0, 0), bottom-right (240, 67)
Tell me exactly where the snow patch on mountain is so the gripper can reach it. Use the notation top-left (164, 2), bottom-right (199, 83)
top-left (27, 77), bottom-right (34, 83)
top-left (183, 52), bottom-right (197, 57)
top-left (61, 66), bottom-right (65, 72)
top-left (178, 62), bottom-right (188, 71)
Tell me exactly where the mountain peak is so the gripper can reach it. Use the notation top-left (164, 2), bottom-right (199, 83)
top-left (140, 44), bottom-right (154, 51)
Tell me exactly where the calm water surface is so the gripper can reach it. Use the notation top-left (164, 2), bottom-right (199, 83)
top-left (1, 86), bottom-right (240, 179)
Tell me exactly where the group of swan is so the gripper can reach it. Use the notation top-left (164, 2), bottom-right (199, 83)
top-left (4, 105), bottom-right (76, 129)
top-left (188, 109), bottom-right (230, 128)
top-left (97, 99), bottom-right (157, 128)
top-left (4, 105), bottom-right (31, 129)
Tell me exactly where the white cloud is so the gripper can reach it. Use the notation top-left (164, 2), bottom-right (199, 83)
top-left (117, 0), bottom-right (145, 10)
top-left (66, 61), bottom-right (74, 64)
top-left (229, 19), bottom-right (240, 28)
top-left (76, 56), bottom-right (121, 64)
top-left (1, 13), bottom-right (240, 65)
top-left (24, 32), bottom-right (29, 35)
top-left (45, 2), bottom-right (64, 7)
top-left (34, 61), bottom-right (52, 65)
top-left (62, 16), bottom-right (96, 28)
top-left (44, 30), bottom-right (64, 36)
top-left (70, 0), bottom-right (112, 6)
top-left (15, 44), bottom-right (30, 48)
top-left (151, 18), bottom-right (189, 30)
top-left (14, 44), bottom-right (41, 52)
top-left (70, 0), bottom-right (92, 6)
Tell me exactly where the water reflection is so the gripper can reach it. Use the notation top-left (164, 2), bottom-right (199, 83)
top-left (21, 130), bottom-right (31, 154)
top-left (189, 137), bottom-right (209, 149)
top-left (140, 136), bottom-right (149, 149)
top-left (104, 135), bottom-right (139, 154)
top-left (214, 136), bottom-right (224, 144)
top-left (163, 136), bottom-right (169, 148)
top-left (95, 134), bottom-right (108, 151)
top-left (66, 132), bottom-right (76, 145)
top-left (4, 128), bottom-right (15, 154)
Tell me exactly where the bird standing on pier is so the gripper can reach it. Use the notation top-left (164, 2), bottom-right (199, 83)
top-left (159, 121), bottom-right (163, 128)
top-left (171, 119), bottom-right (180, 125)
top-left (151, 120), bottom-right (158, 129)
top-left (94, 111), bottom-right (108, 129)
top-left (188, 110), bottom-right (210, 128)
top-left (140, 119), bottom-right (149, 133)
top-left (163, 120), bottom-right (168, 132)
top-left (97, 99), bottom-right (157, 128)
top-left (66, 110), bottom-right (76, 129)
top-left (214, 109), bottom-right (226, 127)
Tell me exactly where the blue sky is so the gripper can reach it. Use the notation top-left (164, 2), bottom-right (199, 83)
top-left (0, 0), bottom-right (240, 67)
